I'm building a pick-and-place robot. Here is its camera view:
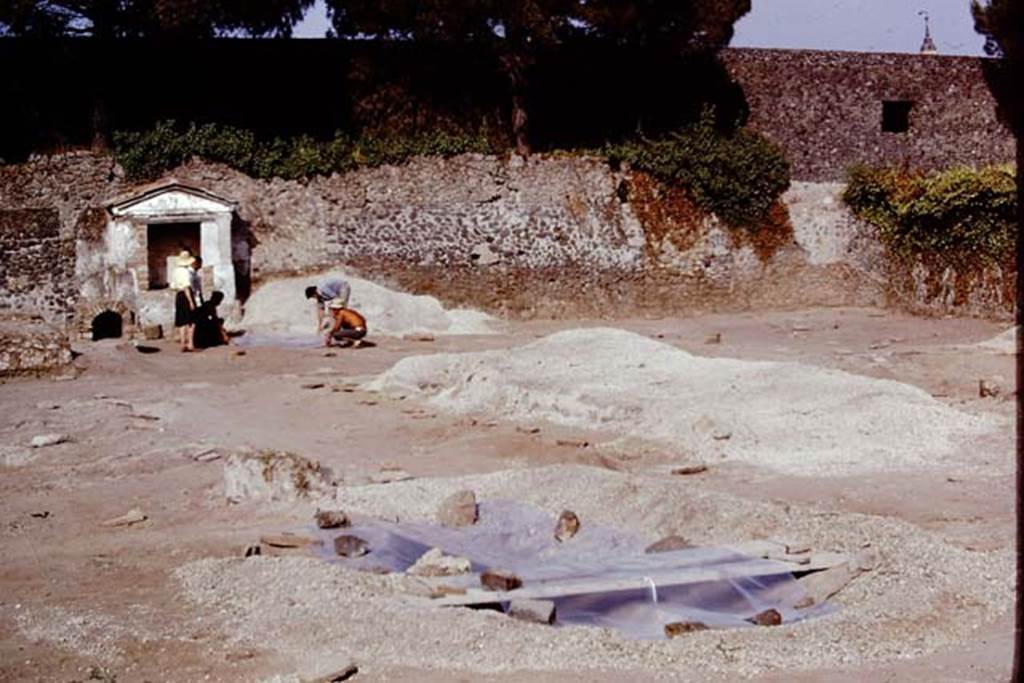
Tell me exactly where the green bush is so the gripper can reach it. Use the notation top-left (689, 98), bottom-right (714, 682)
top-left (113, 121), bottom-right (494, 181)
top-left (603, 109), bottom-right (791, 228)
top-left (843, 165), bottom-right (1017, 265)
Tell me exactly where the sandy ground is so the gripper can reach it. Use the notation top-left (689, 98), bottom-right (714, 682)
top-left (0, 306), bottom-right (1016, 682)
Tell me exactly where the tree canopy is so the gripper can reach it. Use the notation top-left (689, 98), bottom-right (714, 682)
top-left (324, 1), bottom-right (751, 153)
top-left (0, 0), bottom-right (315, 38)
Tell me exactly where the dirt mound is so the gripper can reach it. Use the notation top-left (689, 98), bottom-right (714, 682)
top-left (976, 325), bottom-right (1019, 354)
top-left (241, 270), bottom-right (494, 338)
top-left (368, 328), bottom-right (998, 476)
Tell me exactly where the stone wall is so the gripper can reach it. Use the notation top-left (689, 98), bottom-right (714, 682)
top-left (721, 48), bottom-right (1016, 181)
top-left (0, 208), bottom-right (75, 323)
top-left (0, 151), bottom-right (1014, 323)
top-left (0, 314), bottom-right (73, 376)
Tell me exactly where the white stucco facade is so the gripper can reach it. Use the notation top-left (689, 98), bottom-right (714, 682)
top-left (98, 181), bottom-right (243, 328)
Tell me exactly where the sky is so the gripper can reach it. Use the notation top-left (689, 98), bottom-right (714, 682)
top-left (292, 0), bottom-right (989, 56)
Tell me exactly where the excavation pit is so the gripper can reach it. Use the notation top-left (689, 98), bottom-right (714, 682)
top-left (310, 500), bottom-right (838, 639)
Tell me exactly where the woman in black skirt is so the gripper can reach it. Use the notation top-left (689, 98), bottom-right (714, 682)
top-left (171, 251), bottom-right (198, 352)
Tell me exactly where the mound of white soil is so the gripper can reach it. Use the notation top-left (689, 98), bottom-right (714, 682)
top-left (976, 325), bottom-right (1019, 354)
top-left (241, 270), bottom-right (494, 338)
top-left (368, 328), bottom-right (997, 476)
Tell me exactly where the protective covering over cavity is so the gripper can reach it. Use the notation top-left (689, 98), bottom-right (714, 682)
top-left (312, 500), bottom-right (833, 639)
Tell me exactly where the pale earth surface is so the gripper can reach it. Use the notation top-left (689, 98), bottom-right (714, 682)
top-left (0, 297), bottom-right (1016, 681)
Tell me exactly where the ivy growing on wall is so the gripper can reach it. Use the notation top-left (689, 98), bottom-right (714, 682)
top-left (602, 109), bottom-right (791, 229)
top-left (112, 120), bottom-right (496, 181)
top-left (843, 164), bottom-right (1017, 266)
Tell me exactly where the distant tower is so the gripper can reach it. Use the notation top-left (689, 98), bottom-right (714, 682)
top-left (918, 10), bottom-right (938, 55)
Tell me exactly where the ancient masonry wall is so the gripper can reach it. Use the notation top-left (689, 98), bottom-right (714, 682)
top-left (721, 48), bottom-right (1016, 181)
top-left (0, 208), bottom-right (75, 322)
top-left (0, 151), bottom-right (1015, 325)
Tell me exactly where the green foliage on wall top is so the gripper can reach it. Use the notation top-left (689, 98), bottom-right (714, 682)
top-left (603, 110), bottom-right (791, 228)
top-left (112, 120), bottom-right (495, 181)
top-left (843, 164), bottom-right (1017, 265)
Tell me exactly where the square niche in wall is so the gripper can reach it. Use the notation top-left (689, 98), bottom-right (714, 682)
top-left (882, 100), bottom-right (914, 133)
top-left (147, 222), bottom-right (200, 289)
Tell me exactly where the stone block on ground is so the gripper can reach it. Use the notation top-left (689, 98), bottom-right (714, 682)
top-left (101, 508), bottom-right (147, 527)
top-left (259, 533), bottom-right (322, 549)
top-left (437, 489), bottom-right (478, 527)
top-left (30, 433), bottom-right (69, 448)
top-left (307, 656), bottom-right (358, 682)
top-left (407, 547), bottom-right (472, 577)
top-left (223, 450), bottom-right (333, 504)
top-left (554, 510), bottom-right (580, 542)
top-left (480, 569), bottom-right (522, 592)
top-left (508, 599), bottom-right (556, 625)
top-left (747, 608), bottom-right (783, 626)
top-left (645, 535), bottom-right (693, 554)
top-left (315, 509), bottom-right (350, 529)
top-left (334, 534), bottom-right (370, 558)
top-left (664, 621), bottom-right (709, 637)
top-left (0, 316), bottom-right (73, 377)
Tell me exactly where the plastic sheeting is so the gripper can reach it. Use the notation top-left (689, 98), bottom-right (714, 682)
top-left (311, 500), bottom-right (834, 639)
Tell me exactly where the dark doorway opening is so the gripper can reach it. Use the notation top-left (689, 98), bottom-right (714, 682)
top-left (92, 310), bottom-right (123, 340)
top-left (881, 100), bottom-right (913, 133)
top-left (147, 222), bottom-right (200, 289)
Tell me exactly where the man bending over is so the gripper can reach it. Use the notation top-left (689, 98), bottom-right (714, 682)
top-left (305, 278), bottom-right (351, 338)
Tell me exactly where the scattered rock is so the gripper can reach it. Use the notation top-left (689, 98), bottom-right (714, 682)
top-left (30, 433), bottom-right (68, 448)
top-left (259, 533), bottom-right (322, 549)
top-left (34, 401), bottom-right (60, 410)
top-left (194, 451), bottom-right (222, 463)
top-left (783, 540), bottom-right (812, 555)
top-left (711, 428), bottom-right (732, 441)
top-left (429, 585), bottom-right (468, 599)
top-left (664, 621), bottom-right (709, 637)
top-left (516, 426), bottom-right (541, 435)
top-left (101, 508), bottom-right (147, 527)
top-left (555, 439), bottom-right (590, 448)
top-left (334, 534), bottom-right (370, 557)
top-left (791, 323), bottom-right (812, 332)
top-left (315, 509), bottom-right (350, 529)
top-left (979, 378), bottom-right (1003, 398)
top-left (554, 510), bottom-right (580, 543)
top-left (403, 334), bottom-right (435, 342)
top-left (481, 569), bottom-right (522, 592)
top-left (370, 468), bottom-right (414, 484)
top-left (243, 544), bottom-right (262, 558)
top-left (748, 608), bottom-right (783, 626)
top-left (30, 511), bottom-right (50, 519)
top-left (310, 659), bottom-right (358, 682)
top-left (508, 599), bottom-right (556, 625)
top-left (141, 324), bottom-right (163, 340)
top-left (302, 382), bottom-right (326, 390)
top-left (223, 450), bottom-right (333, 504)
top-left (645, 535), bottom-right (693, 554)
top-left (671, 465), bottom-right (708, 476)
top-left (437, 489), bottom-right (479, 527)
top-left (232, 349), bottom-right (247, 356)
top-left (407, 547), bottom-right (472, 577)
top-left (704, 332), bottom-right (722, 345)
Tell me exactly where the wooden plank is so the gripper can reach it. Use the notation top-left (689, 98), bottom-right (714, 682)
top-left (433, 556), bottom-right (816, 607)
